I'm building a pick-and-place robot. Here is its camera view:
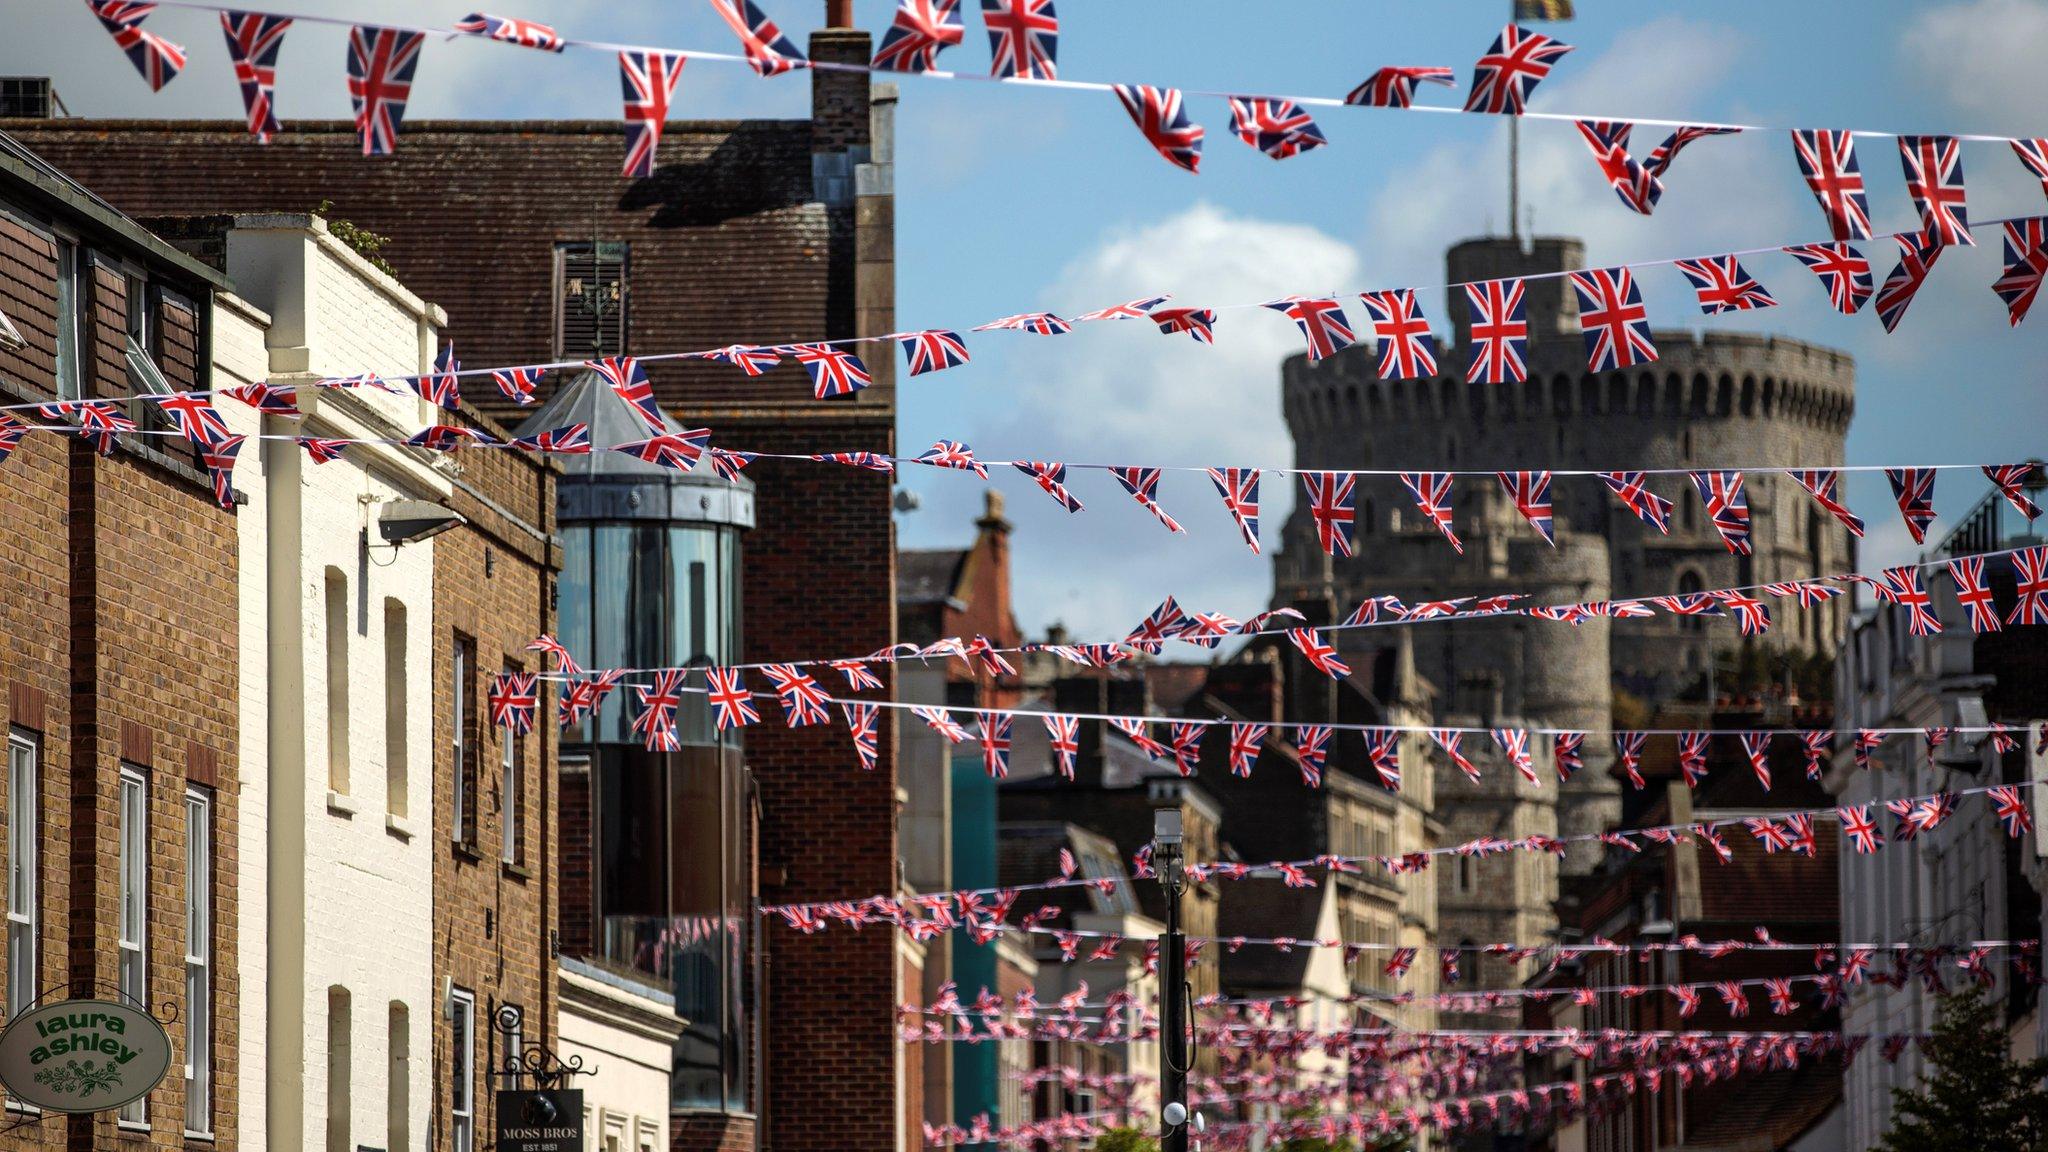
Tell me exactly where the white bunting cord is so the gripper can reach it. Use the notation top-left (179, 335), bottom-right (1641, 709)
top-left (103, 0), bottom-right (2048, 146)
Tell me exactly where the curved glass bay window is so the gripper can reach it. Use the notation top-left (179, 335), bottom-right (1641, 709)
top-left (527, 372), bottom-right (757, 1113)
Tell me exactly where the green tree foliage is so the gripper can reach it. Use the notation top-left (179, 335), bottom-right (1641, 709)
top-left (1877, 985), bottom-right (2048, 1152)
top-left (1091, 1128), bottom-right (1159, 1152)
top-left (312, 199), bottom-right (398, 277)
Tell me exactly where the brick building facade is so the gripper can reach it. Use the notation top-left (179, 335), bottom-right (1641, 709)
top-left (0, 136), bottom-right (240, 1150)
top-left (2, 20), bottom-right (903, 1150)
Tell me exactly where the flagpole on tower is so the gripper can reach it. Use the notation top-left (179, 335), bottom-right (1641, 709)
top-left (1509, 0), bottom-right (1574, 242)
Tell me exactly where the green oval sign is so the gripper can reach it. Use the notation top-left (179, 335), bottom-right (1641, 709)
top-left (0, 999), bottom-right (172, 1113)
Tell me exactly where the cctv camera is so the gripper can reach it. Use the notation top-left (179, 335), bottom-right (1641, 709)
top-left (378, 499), bottom-right (467, 547)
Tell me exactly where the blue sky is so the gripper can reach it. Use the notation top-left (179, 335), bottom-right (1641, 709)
top-left (17, 0), bottom-right (2048, 639)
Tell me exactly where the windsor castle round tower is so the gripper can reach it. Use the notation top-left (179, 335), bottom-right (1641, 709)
top-left (1273, 235), bottom-right (1855, 1005)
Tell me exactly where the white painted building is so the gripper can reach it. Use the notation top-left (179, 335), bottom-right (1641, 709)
top-left (217, 214), bottom-right (451, 1152)
top-left (558, 958), bottom-right (686, 1152)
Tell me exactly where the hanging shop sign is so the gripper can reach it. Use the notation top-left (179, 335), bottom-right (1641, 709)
top-left (497, 1088), bottom-right (585, 1152)
top-left (0, 999), bottom-right (172, 1114)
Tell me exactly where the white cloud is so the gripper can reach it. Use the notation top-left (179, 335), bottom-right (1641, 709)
top-left (1900, 0), bottom-right (2048, 133)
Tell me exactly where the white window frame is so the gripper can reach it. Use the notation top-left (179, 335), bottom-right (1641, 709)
top-left (452, 639), bottom-right (471, 845)
top-left (184, 787), bottom-right (212, 1138)
top-left (6, 731), bottom-right (35, 1022)
top-left (500, 719), bottom-right (518, 866)
top-left (450, 988), bottom-right (475, 1152)
top-left (117, 766), bottom-right (147, 1127)
top-left (53, 237), bottom-right (84, 401)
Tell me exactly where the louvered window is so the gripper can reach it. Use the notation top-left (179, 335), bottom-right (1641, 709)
top-left (552, 241), bottom-right (629, 360)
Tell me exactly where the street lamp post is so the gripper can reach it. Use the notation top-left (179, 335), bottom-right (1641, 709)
top-left (1153, 809), bottom-right (1197, 1152)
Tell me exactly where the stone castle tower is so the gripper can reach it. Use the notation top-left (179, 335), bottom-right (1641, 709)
top-left (1272, 235), bottom-right (1855, 1008)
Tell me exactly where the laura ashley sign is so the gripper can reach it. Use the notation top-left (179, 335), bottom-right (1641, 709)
top-left (0, 1000), bottom-right (172, 1113)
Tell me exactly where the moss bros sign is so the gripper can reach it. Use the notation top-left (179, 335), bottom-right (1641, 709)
top-left (0, 1000), bottom-right (172, 1113)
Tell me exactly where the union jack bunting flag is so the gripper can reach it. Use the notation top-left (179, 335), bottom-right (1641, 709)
top-left (1573, 121), bottom-right (1662, 214)
top-left (220, 12), bottom-right (290, 142)
top-left (1344, 65), bottom-right (1454, 108)
top-left (914, 439), bottom-right (987, 478)
top-left (1301, 472), bottom-right (1356, 557)
top-left (1885, 468), bottom-right (1937, 544)
top-left (1074, 296), bottom-right (1168, 323)
top-left (346, 26), bottom-right (425, 157)
top-left (612, 431), bottom-right (711, 471)
top-left (1695, 824), bottom-right (1733, 863)
top-left (149, 392), bottom-right (231, 447)
top-left (912, 704), bottom-right (970, 743)
top-left (511, 424), bottom-right (592, 454)
top-left (418, 342), bottom-right (461, 408)
top-left (1462, 278), bottom-right (1529, 384)
top-left (1672, 985), bottom-right (1701, 1019)
top-left (1739, 731), bottom-right (1771, 790)
top-left (1287, 627), bottom-right (1350, 680)
top-left (1152, 307), bottom-right (1216, 343)
top-left (873, 0), bottom-right (961, 73)
top-left (1227, 724), bottom-right (1268, 778)
top-left (1012, 460), bottom-right (1084, 512)
top-left (840, 702), bottom-right (879, 771)
top-left (453, 12), bottom-right (564, 50)
top-left (1690, 471), bottom-right (1752, 554)
top-left (972, 312), bottom-right (1069, 335)
top-left (618, 50), bottom-right (685, 179)
top-left (1717, 983), bottom-right (1751, 1017)
top-left (526, 634), bottom-right (581, 675)
top-left (2011, 546), bottom-right (2048, 626)
top-left (1877, 566), bottom-right (1942, 635)
top-left (1263, 296), bottom-right (1355, 362)
top-left (1991, 786), bottom-right (2034, 838)
top-left (1984, 464), bottom-right (2043, 520)
top-left (88, 1), bottom-right (186, 91)
top-left (200, 434), bottom-right (245, 508)
top-left (789, 343), bottom-right (872, 399)
top-left (1767, 977), bottom-right (1800, 1014)
top-left (1383, 948), bottom-right (1418, 980)
top-left (631, 670), bottom-right (686, 752)
top-left (1789, 468), bottom-right (1866, 536)
top-left (1643, 125), bottom-right (1741, 179)
top-left (1897, 135), bottom-right (1972, 247)
top-left (1782, 243), bottom-right (1874, 314)
top-left (1568, 267), bottom-right (1656, 371)
top-left (1615, 731), bottom-right (1646, 789)
top-left (1432, 730), bottom-right (1480, 782)
top-left (1207, 467), bottom-right (1262, 554)
top-left (1400, 472), bottom-right (1463, 553)
top-left (1110, 467), bottom-right (1183, 533)
top-left (296, 436), bottom-right (351, 464)
top-left (1113, 85), bottom-right (1203, 173)
top-left (1791, 130), bottom-right (1873, 241)
top-left (1677, 731), bottom-right (1709, 786)
top-left (1226, 97), bottom-right (1326, 160)
top-left (587, 355), bottom-right (665, 431)
top-left (705, 449), bottom-right (754, 483)
top-left (407, 424), bottom-right (497, 451)
top-left (704, 344), bottom-right (782, 374)
top-left (488, 672), bottom-right (540, 736)
top-left (1498, 471), bottom-right (1555, 544)
top-left (762, 663), bottom-right (831, 727)
top-left (1843, 803), bottom-right (1884, 848)
top-left (1599, 472), bottom-right (1673, 534)
top-left (1674, 255), bottom-right (1778, 314)
top-left (1464, 24), bottom-right (1572, 115)
top-left (1044, 714), bottom-right (1079, 779)
top-left (1745, 817), bottom-right (1790, 852)
top-left (489, 366), bottom-right (543, 405)
top-left (557, 669), bottom-right (624, 728)
top-left (1994, 218), bottom-right (2048, 326)
top-left (981, 0), bottom-right (1056, 79)
top-left (1991, 722), bottom-right (2020, 755)
top-left (898, 329), bottom-right (970, 375)
top-left (223, 381), bottom-right (297, 414)
top-left (709, 0), bottom-right (807, 76)
top-left (1294, 725), bottom-right (1331, 787)
top-left (2014, 139), bottom-right (2048, 196)
top-left (1716, 589), bottom-right (1771, 636)
top-left (1365, 730), bottom-right (1401, 790)
top-left (1553, 732), bottom-right (1583, 781)
top-left (1360, 289), bottom-right (1437, 379)
top-left (1125, 596), bottom-right (1190, 652)
top-left (1875, 229), bottom-right (1945, 334)
top-left (39, 401), bottom-right (133, 457)
top-left (1168, 722), bottom-right (1204, 777)
top-left (1765, 580), bottom-right (1842, 610)
top-left (1853, 729), bottom-right (1883, 771)
top-left (1493, 729), bottom-right (1537, 784)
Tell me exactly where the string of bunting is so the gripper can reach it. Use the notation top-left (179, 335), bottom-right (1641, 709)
top-left (77, 0), bottom-right (2048, 211)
